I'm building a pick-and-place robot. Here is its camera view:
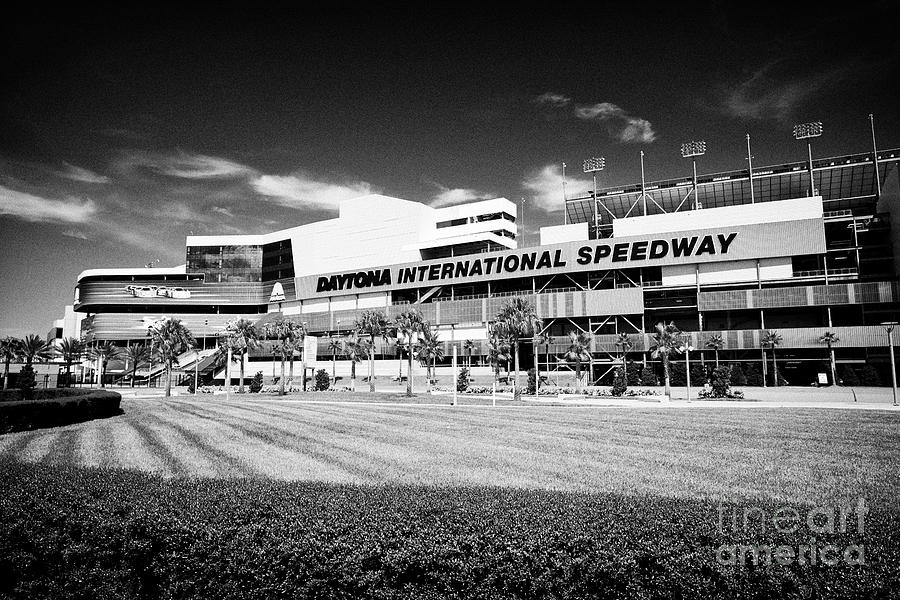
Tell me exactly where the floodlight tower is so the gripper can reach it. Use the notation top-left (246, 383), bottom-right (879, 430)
top-left (583, 156), bottom-right (606, 238)
top-left (793, 121), bottom-right (823, 197)
top-left (680, 141), bottom-right (706, 210)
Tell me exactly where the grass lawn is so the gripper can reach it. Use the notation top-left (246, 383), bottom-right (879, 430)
top-left (2, 397), bottom-right (899, 598)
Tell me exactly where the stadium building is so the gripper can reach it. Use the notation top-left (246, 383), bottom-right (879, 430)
top-left (72, 138), bottom-right (900, 387)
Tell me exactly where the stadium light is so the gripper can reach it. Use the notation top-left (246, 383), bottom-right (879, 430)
top-left (793, 121), bottom-right (823, 140)
top-left (583, 157), bottom-right (606, 238)
top-left (681, 141), bottom-right (706, 209)
top-left (583, 157), bottom-right (606, 173)
top-left (793, 121), bottom-right (823, 196)
top-left (681, 141), bottom-right (706, 158)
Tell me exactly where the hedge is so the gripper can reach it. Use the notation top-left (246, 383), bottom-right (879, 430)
top-left (0, 462), bottom-right (897, 599)
top-left (0, 391), bottom-right (121, 433)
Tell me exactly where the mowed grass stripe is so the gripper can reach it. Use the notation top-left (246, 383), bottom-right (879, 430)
top-left (165, 401), bottom-right (380, 482)
top-left (224, 401), bottom-right (613, 489)
top-left (143, 407), bottom-right (258, 478)
top-left (40, 427), bottom-right (79, 466)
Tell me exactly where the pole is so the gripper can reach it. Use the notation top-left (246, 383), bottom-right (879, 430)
top-left (194, 349), bottom-right (199, 396)
top-left (692, 158), bottom-right (700, 210)
top-left (593, 171), bottom-right (599, 237)
top-left (888, 326), bottom-right (898, 406)
top-left (746, 134), bottom-right (755, 203)
top-left (452, 345), bottom-right (458, 406)
top-left (640, 151), bottom-right (647, 216)
top-left (807, 141), bottom-right (816, 196)
top-left (520, 197), bottom-right (526, 247)
top-left (226, 345), bottom-right (232, 400)
top-left (870, 114), bottom-right (882, 198)
top-left (562, 162), bottom-right (568, 225)
top-left (685, 347), bottom-right (691, 401)
top-left (492, 381), bottom-right (496, 407)
top-left (148, 341), bottom-right (153, 388)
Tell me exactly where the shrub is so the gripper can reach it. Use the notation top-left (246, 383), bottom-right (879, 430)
top-left (458, 367), bottom-right (470, 393)
top-left (313, 369), bottom-right (330, 391)
top-left (16, 365), bottom-right (36, 393)
top-left (0, 391), bottom-right (121, 433)
top-left (860, 364), bottom-right (882, 386)
top-left (729, 363), bottom-right (747, 385)
top-left (838, 364), bottom-right (859, 386)
top-left (525, 368), bottom-right (535, 395)
top-left (706, 366), bottom-right (733, 398)
top-left (625, 361), bottom-right (641, 385)
top-left (669, 362), bottom-right (686, 386)
top-left (249, 371), bottom-right (264, 393)
top-left (640, 366), bottom-right (657, 386)
top-left (744, 363), bottom-right (763, 386)
top-left (691, 363), bottom-right (707, 385)
top-left (610, 368), bottom-right (627, 396)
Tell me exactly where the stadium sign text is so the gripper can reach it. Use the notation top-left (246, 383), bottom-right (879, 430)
top-left (315, 232), bottom-right (738, 292)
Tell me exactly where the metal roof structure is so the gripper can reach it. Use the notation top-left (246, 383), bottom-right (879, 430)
top-left (565, 149), bottom-right (900, 227)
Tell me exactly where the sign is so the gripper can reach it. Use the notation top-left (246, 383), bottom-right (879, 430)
top-left (297, 219), bottom-right (826, 298)
top-left (817, 373), bottom-right (829, 385)
top-left (269, 282), bottom-right (286, 303)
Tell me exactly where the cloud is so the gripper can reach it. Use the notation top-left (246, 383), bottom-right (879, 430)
top-left (521, 165), bottom-right (593, 212)
top-left (0, 185), bottom-right (98, 223)
top-left (211, 205), bottom-right (235, 218)
top-left (538, 93), bottom-right (656, 143)
top-left (115, 150), bottom-right (256, 180)
top-left (61, 229), bottom-right (91, 240)
top-left (535, 92), bottom-right (572, 108)
top-left (426, 180), bottom-right (495, 208)
top-left (722, 62), bottom-right (849, 121)
top-left (574, 102), bottom-right (657, 143)
top-left (251, 173), bottom-right (374, 210)
top-left (59, 163), bottom-right (111, 184)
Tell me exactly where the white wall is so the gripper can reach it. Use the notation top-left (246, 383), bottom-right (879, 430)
top-left (540, 223), bottom-right (589, 245)
top-left (613, 196), bottom-right (823, 238)
top-left (662, 257), bottom-right (793, 287)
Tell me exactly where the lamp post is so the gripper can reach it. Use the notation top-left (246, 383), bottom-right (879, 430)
top-left (882, 322), bottom-right (898, 406)
top-left (793, 121), bottom-right (823, 197)
top-left (583, 156), bottom-right (606, 238)
top-left (681, 141), bottom-right (706, 210)
top-left (683, 345), bottom-right (695, 401)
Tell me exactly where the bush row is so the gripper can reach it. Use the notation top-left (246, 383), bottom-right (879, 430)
top-left (0, 387), bottom-right (109, 403)
top-left (0, 391), bottom-right (121, 433)
top-left (1, 462), bottom-right (897, 599)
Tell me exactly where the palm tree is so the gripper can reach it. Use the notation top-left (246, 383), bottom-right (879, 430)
top-left (123, 343), bottom-right (150, 388)
top-left (705, 334), bottom-right (725, 368)
top-left (487, 335), bottom-right (510, 385)
top-left (415, 325), bottom-right (444, 394)
top-left (20, 334), bottom-right (54, 366)
top-left (819, 331), bottom-right (840, 386)
top-left (0, 337), bottom-right (22, 390)
top-left (563, 331), bottom-right (593, 392)
top-left (354, 310), bottom-right (391, 392)
top-left (651, 321), bottom-right (684, 398)
top-left (224, 318), bottom-right (261, 393)
top-left (343, 337), bottom-right (369, 392)
top-left (463, 339), bottom-right (476, 369)
top-left (263, 318), bottom-right (304, 396)
top-left (393, 310), bottom-right (427, 396)
top-left (615, 332), bottom-right (634, 382)
top-left (327, 337), bottom-right (343, 383)
top-left (148, 317), bottom-right (196, 397)
top-left (494, 298), bottom-right (542, 398)
top-left (92, 342), bottom-right (123, 388)
top-left (533, 332), bottom-right (549, 389)
top-left (761, 330), bottom-right (784, 387)
top-left (56, 337), bottom-right (85, 388)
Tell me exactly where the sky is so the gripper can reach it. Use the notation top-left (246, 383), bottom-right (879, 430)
top-left (1, 3), bottom-right (899, 338)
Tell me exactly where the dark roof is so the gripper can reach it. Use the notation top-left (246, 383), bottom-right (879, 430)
top-left (565, 149), bottom-right (900, 225)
